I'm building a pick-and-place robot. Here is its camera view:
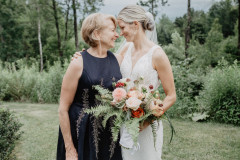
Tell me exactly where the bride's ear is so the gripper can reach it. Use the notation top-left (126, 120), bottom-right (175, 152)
top-left (133, 21), bottom-right (140, 30)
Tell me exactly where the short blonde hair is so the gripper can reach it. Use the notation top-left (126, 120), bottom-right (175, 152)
top-left (81, 13), bottom-right (117, 47)
top-left (117, 5), bottom-right (154, 31)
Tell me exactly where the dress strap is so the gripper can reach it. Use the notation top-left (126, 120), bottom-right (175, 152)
top-left (149, 45), bottom-right (161, 56)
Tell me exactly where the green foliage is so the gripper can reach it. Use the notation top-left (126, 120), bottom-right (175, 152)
top-left (167, 62), bottom-right (204, 118)
top-left (156, 14), bottom-right (176, 45)
top-left (208, 0), bottom-right (238, 37)
top-left (0, 0), bottom-right (26, 62)
top-left (197, 59), bottom-right (240, 125)
top-left (163, 32), bottom-right (185, 64)
top-left (0, 108), bottom-right (23, 160)
top-left (0, 58), bottom-right (68, 103)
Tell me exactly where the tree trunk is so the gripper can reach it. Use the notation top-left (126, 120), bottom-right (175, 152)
top-left (185, 0), bottom-right (191, 58)
top-left (238, 0), bottom-right (240, 56)
top-left (151, 0), bottom-right (154, 18)
top-left (37, 6), bottom-right (43, 72)
top-left (52, 0), bottom-right (63, 57)
top-left (0, 25), bottom-right (4, 43)
top-left (64, 0), bottom-right (70, 41)
top-left (72, 0), bottom-right (79, 50)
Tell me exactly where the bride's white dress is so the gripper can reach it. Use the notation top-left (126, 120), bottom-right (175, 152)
top-left (120, 43), bottom-right (163, 160)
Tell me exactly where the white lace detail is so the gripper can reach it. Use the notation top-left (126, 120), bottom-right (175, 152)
top-left (120, 43), bottom-right (163, 160)
top-left (120, 43), bottom-right (161, 90)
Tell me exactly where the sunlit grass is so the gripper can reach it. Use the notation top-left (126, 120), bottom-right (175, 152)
top-left (3, 102), bottom-right (240, 160)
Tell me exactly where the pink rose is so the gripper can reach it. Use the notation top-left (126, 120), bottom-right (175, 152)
top-left (127, 90), bottom-right (144, 99)
top-left (126, 97), bottom-right (142, 111)
top-left (112, 88), bottom-right (127, 102)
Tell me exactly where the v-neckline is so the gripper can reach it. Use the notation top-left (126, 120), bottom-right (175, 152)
top-left (130, 45), bottom-right (156, 75)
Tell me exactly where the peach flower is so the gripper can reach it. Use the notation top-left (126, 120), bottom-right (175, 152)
top-left (112, 88), bottom-right (127, 102)
top-left (127, 90), bottom-right (144, 100)
top-left (126, 97), bottom-right (142, 111)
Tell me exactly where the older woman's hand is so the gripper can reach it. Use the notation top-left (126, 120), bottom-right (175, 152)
top-left (66, 147), bottom-right (78, 160)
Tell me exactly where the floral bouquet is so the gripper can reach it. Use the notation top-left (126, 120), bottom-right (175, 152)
top-left (85, 77), bottom-right (175, 150)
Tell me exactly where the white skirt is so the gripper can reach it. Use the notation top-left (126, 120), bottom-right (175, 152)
top-left (121, 120), bottom-right (163, 160)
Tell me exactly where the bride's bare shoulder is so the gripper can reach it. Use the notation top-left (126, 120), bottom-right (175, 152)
top-left (118, 42), bottom-right (131, 57)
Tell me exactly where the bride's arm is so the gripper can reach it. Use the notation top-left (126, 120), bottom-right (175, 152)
top-left (153, 48), bottom-right (176, 114)
top-left (115, 43), bottom-right (130, 65)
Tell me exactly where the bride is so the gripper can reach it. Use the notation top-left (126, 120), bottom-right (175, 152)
top-left (115, 5), bottom-right (176, 160)
top-left (74, 5), bottom-right (176, 160)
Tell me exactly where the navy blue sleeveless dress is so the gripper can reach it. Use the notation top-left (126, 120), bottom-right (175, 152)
top-left (57, 50), bottom-right (123, 160)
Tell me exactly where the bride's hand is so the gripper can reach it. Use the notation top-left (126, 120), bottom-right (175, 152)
top-left (139, 121), bottom-right (150, 132)
top-left (66, 146), bottom-right (78, 160)
top-left (71, 48), bottom-right (85, 61)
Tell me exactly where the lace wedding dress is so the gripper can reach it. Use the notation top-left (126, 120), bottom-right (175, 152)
top-left (120, 43), bottom-right (163, 160)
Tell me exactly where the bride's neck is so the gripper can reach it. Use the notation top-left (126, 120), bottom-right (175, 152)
top-left (132, 32), bottom-right (151, 51)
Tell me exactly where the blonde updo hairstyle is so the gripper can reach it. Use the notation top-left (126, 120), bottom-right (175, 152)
top-left (117, 5), bottom-right (154, 31)
top-left (81, 13), bottom-right (117, 47)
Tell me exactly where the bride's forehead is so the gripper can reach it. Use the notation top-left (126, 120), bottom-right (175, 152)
top-left (117, 20), bottom-right (127, 26)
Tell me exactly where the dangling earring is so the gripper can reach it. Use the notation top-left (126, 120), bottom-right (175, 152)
top-left (133, 29), bottom-right (137, 35)
top-left (98, 39), bottom-right (102, 54)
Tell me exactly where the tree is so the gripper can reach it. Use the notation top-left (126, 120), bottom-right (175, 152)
top-left (156, 14), bottom-right (175, 45)
top-left (64, 0), bottom-right (71, 41)
top-left (185, 0), bottom-right (191, 58)
top-left (72, 0), bottom-right (78, 50)
top-left (37, 3), bottom-right (43, 72)
top-left (238, 0), bottom-right (240, 56)
top-left (0, 0), bottom-right (25, 62)
top-left (138, 0), bottom-right (168, 19)
top-left (208, 0), bottom-right (238, 38)
top-left (52, 0), bottom-right (63, 58)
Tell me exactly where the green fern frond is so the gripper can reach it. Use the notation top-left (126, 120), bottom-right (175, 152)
top-left (151, 122), bottom-right (158, 150)
top-left (84, 104), bottom-right (112, 117)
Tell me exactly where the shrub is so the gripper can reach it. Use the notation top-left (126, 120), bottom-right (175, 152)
top-left (164, 60), bottom-right (205, 118)
top-left (0, 108), bottom-right (23, 160)
top-left (197, 59), bottom-right (240, 125)
top-left (0, 58), bottom-right (67, 103)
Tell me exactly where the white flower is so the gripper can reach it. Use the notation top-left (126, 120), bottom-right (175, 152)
top-left (126, 97), bottom-right (142, 111)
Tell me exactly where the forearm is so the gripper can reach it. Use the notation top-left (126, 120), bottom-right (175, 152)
top-left (162, 93), bottom-right (176, 112)
top-left (58, 107), bottom-right (75, 150)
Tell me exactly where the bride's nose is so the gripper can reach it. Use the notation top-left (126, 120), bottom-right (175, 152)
top-left (115, 32), bottom-right (119, 38)
top-left (120, 30), bottom-right (124, 36)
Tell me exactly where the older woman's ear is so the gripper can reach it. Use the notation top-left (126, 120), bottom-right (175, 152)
top-left (92, 30), bottom-right (101, 41)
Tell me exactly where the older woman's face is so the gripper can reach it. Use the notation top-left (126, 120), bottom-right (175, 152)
top-left (99, 19), bottom-right (119, 49)
top-left (117, 19), bottom-right (135, 42)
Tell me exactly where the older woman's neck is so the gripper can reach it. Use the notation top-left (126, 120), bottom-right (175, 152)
top-left (88, 46), bottom-right (108, 58)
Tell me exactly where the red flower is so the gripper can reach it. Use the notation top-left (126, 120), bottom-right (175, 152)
top-left (149, 85), bottom-right (153, 90)
top-left (131, 107), bottom-right (144, 118)
top-left (116, 82), bottom-right (125, 88)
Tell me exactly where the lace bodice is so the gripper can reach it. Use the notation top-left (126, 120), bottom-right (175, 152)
top-left (120, 43), bottom-right (161, 89)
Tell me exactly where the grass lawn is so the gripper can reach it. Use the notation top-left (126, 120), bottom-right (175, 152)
top-left (2, 102), bottom-right (240, 160)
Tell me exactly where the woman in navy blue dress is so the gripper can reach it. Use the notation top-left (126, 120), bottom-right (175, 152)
top-left (57, 13), bottom-right (122, 160)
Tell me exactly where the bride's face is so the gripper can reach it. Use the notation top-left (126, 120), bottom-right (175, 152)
top-left (118, 20), bottom-right (136, 42)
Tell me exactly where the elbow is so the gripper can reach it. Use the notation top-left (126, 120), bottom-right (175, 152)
top-left (58, 106), bottom-right (68, 119)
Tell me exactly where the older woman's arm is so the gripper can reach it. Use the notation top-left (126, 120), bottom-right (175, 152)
top-left (153, 48), bottom-right (176, 115)
top-left (58, 56), bottom-right (83, 159)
